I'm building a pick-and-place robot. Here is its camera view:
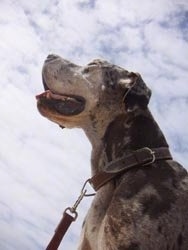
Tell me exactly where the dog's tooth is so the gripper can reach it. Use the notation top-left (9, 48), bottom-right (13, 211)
top-left (61, 96), bottom-right (68, 101)
top-left (50, 91), bottom-right (63, 100)
top-left (46, 91), bottom-right (51, 99)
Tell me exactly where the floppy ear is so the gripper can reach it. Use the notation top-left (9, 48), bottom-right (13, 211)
top-left (119, 72), bottom-right (151, 111)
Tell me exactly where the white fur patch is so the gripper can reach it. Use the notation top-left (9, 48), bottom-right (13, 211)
top-left (101, 85), bottom-right (106, 91)
top-left (119, 78), bottom-right (133, 87)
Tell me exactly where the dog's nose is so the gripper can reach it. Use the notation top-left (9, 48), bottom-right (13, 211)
top-left (45, 54), bottom-right (60, 62)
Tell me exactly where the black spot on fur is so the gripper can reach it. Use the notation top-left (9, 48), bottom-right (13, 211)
top-left (141, 186), bottom-right (176, 219)
top-left (103, 115), bottom-right (129, 161)
top-left (82, 218), bottom-right (86, 228)
top-left (139, 161), bottom-right (177, 218)
top-left (117, 169), bottom-right (147, 199)
top-left (89, 113), bottom-right (98, 130)
top-left (103, 68), bottom-right (119, 89)
top-left (125, 92), bottom-right (149, 109)
top-left (124, 242), bottom-right (140, 250)
top-left (178, 233), bottom-right (183, 247)
top-left (123, 74), bottom-right (151, 109)
top-left (158, 225), bottom-right (162, 233)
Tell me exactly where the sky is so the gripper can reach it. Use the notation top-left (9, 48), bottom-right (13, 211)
top-left (0, 0), bottom-right (188, 249)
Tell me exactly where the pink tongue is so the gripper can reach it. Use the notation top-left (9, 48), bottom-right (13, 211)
top-left (36, 90), bottom-right (74, 101)
top-left (36, 91), bottom-right (49, 100)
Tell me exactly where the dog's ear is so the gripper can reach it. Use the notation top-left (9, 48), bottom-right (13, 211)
top-left (119, 72), bottom-right (151, 111)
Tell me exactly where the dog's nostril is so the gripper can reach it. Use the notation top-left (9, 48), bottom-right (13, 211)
top-left (46, 54), bottom-right (59, 62)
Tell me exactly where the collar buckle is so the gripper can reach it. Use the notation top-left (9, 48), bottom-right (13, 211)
top-left (141, 147), bottom-right (156, 166)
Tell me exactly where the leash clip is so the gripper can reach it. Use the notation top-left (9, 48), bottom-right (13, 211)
top-left (63, 179), bottom-right (95, 220)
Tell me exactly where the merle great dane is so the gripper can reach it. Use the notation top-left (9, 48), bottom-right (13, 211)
top-left (36, 54), bottom-right (188, 250)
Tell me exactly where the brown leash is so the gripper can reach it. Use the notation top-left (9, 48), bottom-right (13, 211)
top-left (46, 210), bottom-right (76, 250)
top-left (46, 180), bottom-right (95, 250)
top-left (46, 147), bottom-right (172, 249)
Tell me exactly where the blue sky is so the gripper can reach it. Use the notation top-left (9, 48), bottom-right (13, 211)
top-left (0, 0), bottom-right (188, 249)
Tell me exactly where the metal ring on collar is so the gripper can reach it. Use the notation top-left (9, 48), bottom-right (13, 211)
top-left (142, 147), bottom-right (156, 166)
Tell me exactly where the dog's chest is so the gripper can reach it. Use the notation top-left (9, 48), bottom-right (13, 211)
top-left (78, 183), bottom-right (114, 249)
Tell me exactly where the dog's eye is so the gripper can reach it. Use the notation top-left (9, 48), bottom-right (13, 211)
top-left (88, 62), bottom-right (98, 66)
top-left (82, 67), bottom-right (90, 74)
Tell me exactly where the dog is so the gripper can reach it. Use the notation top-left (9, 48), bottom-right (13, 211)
top-left (36, 54), bottom-right (188, 250)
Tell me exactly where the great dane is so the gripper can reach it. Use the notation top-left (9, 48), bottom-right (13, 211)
top-left (36, 54), bottom-right (188, 250)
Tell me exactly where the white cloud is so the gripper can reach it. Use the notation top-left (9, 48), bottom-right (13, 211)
top-left (144, 22), bottom-right (188, 68)
top-left (0, 0), bottom-right (188, 249)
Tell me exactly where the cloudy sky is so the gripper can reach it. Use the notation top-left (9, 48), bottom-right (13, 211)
top-left (0, 0), bottom-right (188, 249)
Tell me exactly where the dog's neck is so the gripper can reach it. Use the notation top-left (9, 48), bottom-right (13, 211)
top-left (84, 108), bottom-right (168, 175)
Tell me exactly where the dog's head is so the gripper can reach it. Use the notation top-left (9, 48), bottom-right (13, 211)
top-left (36, 55), bottom-right (151, 129)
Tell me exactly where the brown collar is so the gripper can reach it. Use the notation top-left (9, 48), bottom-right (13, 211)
top-left (89, 147), bottom-right (172, 191)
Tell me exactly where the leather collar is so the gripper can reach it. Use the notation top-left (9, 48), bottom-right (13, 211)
top-left (89, 147), bottom-right (172, 191)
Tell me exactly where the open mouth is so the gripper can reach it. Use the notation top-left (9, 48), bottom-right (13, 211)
top-left (36, 90), bottom-right (86, 116)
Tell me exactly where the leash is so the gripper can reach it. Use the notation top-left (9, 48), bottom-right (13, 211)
top-left (46, 180), bottom-right (95, 250)
top-left (46, 147), bottom-right (172, 249)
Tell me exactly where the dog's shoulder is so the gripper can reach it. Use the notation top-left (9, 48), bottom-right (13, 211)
top-left (105, 161), bottom-right (188, 249)
top-left (116, 159), bottom-right (187, 195)
top-left (110, 160), bottom-right (188, 217)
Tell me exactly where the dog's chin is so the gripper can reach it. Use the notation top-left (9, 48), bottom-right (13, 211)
top-left (36, 90), bottom-right (86, 117)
